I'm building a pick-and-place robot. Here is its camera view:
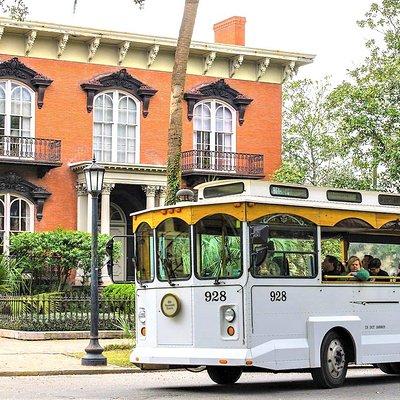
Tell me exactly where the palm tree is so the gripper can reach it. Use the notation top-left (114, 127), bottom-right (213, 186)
top-left (73, 0), bottom-right (199, 204)
top-left (165, 0), bottom-right (199, 204)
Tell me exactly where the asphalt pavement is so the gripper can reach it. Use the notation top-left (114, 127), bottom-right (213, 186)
top-left (1, 368), bottom-right (399, 400)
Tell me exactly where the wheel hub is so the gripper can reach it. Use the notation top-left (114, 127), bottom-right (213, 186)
top-left (327, 339), bottom-right (345, 378)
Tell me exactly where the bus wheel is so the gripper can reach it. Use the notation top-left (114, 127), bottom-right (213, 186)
top-left (311, 331), bottom-right (348, 388)
top-left (207, 366), bottom-right (242, 385)
top-left (378, 363), bottom-right (400, 375)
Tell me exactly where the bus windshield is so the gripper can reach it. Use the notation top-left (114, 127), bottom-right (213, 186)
top-left (195, 214), bottom-right (242, 280)
top-left (156, 218), bottom-right (191, 282)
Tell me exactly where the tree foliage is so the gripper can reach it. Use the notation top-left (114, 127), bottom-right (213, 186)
top-left (328, 0), bottom-right (400, 190)
top-left (274, 77), bottom-right (373, 189)
top-left (9, 229), bottom-right (117, 292)
top-left (0, 0), bottom-right (28, 20)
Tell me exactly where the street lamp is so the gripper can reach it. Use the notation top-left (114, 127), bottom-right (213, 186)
top-left (81, 157), bottom-right (107, 366)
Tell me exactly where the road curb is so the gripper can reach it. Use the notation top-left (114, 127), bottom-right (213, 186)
top-left (0, 368), bottom-right (139, 377)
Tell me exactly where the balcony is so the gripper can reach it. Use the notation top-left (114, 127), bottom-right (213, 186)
top-left (182, 149), bottom-right (264, 185)
top-left (0, 135), bottom-right (62, 177)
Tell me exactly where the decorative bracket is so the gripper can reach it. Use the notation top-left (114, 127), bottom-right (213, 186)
top-left (88, 37), bottom-right (101, 62)
top-left (57, 33), bottom-right (69, 58)
top-left (147, 44), bottom-right (159, 68)
top-left (0, 58), bottom-right (53, 108)
top-left (0, 172), bottom-right (51, 220)
top-left (203, 51), bottom-right (216, 75)
top-left (283, 61), bottom-right (298, 82)
top-left (184, 79), bottom-right (253, 126)
top-left (229, 54), bottom-right (244, 78)
top-left (0, 26), bottom-right (4, 41)
top-left (81, 68), bottom-right (157, 117)
top-left (25, 30), bottom-right (37, 55)
top-left (118, 41), bottom-right (131, 65)
top-left (257, 57), bottom-right (270, 81)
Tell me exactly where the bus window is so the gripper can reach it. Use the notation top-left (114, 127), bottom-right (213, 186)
top-left (251, 214), bottom-right (317, 278)
top-left (156, 218), bottom-right (191, 282)
top-left (136, 222), bottom-right (154, 283)
top-left (195, 214), bottom-right (242, 280)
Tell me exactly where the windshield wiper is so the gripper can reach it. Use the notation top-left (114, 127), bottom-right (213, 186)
top-left (158, 253), bottom-right (176, 287)
top-left (214, 260), bottom-right (223, 285)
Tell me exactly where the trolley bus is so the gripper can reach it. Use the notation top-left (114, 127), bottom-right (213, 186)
top-left (108, 179), bottom-right (400, 388)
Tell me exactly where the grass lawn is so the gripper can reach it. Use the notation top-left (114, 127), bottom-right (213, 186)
top-left (72, 343), bottom-right (135, 368)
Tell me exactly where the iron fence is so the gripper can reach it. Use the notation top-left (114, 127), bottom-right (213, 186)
top-left (0, 293), bottom-right (135, 331)
top-left (0, 135), bottom-right (61, 163)
top-left (182, 149), bottom-right (264, 176)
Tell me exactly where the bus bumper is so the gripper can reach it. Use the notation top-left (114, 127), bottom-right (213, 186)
top-left (131, 347), bottom-right (252, 367)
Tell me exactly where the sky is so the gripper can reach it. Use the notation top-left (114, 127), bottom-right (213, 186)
top-left (19, 0), bottom-right (374, 83)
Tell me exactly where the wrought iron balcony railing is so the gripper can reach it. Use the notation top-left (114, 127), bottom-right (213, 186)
top-left (0, 135), bottom-right (61, 165)
top-left (182, 149), bottom-right (264, 177)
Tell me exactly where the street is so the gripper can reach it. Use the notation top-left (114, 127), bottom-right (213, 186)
top-left (1, 368), bottom-right (399, 400)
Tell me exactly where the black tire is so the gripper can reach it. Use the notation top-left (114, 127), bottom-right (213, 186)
top-left (207, 366), bottom-right (242, 385)
top-left (378, 363), bottom-right (400, 375)
top-left (311, 331), bottom-right (348, 388)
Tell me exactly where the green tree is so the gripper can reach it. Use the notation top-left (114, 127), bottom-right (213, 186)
top-left (0, 0), bottom-right (28, 19)
top-left (274, 77), bottom-right (372, 189)
top-left (328, 0), bottom-right (400, 190)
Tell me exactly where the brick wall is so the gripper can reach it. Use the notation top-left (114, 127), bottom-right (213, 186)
top-left (0, 54), bottom-right (282, 231)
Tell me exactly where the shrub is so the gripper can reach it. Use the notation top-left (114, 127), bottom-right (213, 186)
top-left (102, 284), bottom-right (135, 301)
top-left (9, 229), bottom-right (120, 293)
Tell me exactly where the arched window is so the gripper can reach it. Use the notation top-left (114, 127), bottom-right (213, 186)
top-left (0, 81), bottom-right (35, 158)
top-left (93, 91), bottom-right (139, 164)
top-left (0, 193), bottom-right (34, 254)
top-left (193, 100), bottom-right (235, 169)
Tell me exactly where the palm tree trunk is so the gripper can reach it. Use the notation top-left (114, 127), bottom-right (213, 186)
top-left (165, 0), bottom-right (199, 205)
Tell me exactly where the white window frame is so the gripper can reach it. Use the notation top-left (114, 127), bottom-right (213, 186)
top-left (0, 193), bottom-right (34, 255)
top-left (192, 99), bottom-right (236, 154)
top-left (93, 90), bottom-right (140, 164)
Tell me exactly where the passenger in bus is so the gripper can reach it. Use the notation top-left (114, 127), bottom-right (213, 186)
top-left (362, 254), bottom-right (373, 270)
top-left (369, 258), bottom-right (388, 280)
top-left (322, 255), bottom-right (343, 278)
top-left (347, 255), bottom-right (370, 281)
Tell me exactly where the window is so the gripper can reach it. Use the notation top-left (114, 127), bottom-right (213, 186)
top-left (195, 214), bottom-right (242, 280)
top-left (0, 81), bottom-right (34, 158)
top-left (270, 185), bottom-right (309, 199)
top-left (93, 91), bottom-right (139, 164)
top-left (251, 214), bottom-right (316, 278)
top-left (203, 182), bottom-right (244, 199)
top-left (136, 222), bottom-right (154, 283)
top-left (193, 100), bottom-right (236, 170)
top-left (327, 190), bottom-right (362, 203)
top-left (156, 218), bottom-right (191, 282)
top-left (0, 194), bottom-right (34, 254)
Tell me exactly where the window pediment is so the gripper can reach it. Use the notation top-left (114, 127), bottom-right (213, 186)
top-left (81, 69), bottom-right (157, 117)
top-left (0, 58), bottom-right (53, 108)
top-left (184, 79), bottom-right (253, 125)
top-left (0, 172), bottom-right (51, 220)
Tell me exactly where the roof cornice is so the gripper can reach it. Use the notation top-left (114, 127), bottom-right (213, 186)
top-left (0, 17), bottom-right (315, 66)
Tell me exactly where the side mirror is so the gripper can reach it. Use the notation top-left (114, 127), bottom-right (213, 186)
top-left (250, 225), bottom-right (269, 245)
top-left (250, 224), bottom-right (270, 267)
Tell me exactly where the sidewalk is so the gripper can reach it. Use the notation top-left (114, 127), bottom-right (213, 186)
top-left (0, 337), bottom-right (139, 376)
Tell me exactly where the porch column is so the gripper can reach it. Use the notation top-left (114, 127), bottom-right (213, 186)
top-left (142, 185), bottom-right (157, 209)
top-left (100, 183), bottom-right (115, 235)
top-left (158, 186), bottom-right (167, 207)
top-left (76, 183), bottom-right (87, 231)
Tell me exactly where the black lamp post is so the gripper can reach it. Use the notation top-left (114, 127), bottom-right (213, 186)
top-left (81, 157), bottom-right (107, 366)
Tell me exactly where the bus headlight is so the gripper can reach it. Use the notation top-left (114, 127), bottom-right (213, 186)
top-left (224, 308), bottom-right (236, 322)
top-left (138, 308), bottom-right (146, 324)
